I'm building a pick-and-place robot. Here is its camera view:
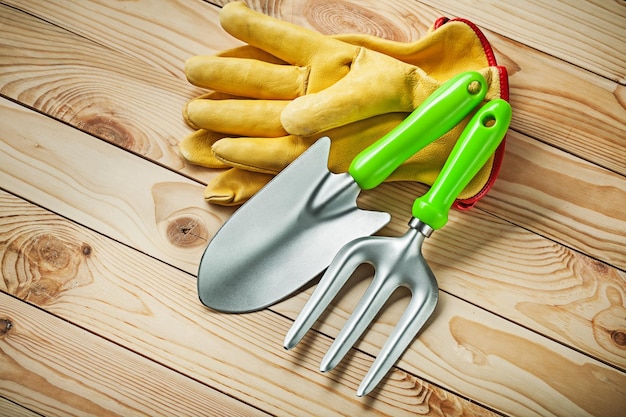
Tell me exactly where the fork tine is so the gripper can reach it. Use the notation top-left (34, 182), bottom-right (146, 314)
top-left (284, 238), bottom-right (373, 350)
top-left (320, 273), bottom-right (397, 373)
top-left (357, 280), bottom-right (438, 397)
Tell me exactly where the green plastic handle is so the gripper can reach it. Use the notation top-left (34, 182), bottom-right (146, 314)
top-left (348, 71), bottom-right (488, 190)
top-left (412, 99), bottom-right (512, 230)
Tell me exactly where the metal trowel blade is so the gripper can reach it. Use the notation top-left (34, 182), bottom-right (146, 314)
top-left (197, 137), bottom-right (391, 313)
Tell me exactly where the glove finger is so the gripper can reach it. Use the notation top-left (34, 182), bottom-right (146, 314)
top-left (333, 33), bottom-right (415, 61)
top-left (212, 135), bottom-right (314, 174)
top-left (185, 55), bottom-right (307, 100)
top-left (216, 44), bottom-right (287, 64)
top-left (184, 98), bottom-right (289, 137)
top-left (178, 129), bottom-right (230, 169)
top-left (220, 2), bottom-right (327, 64)
top-left (333, 22), bottom-right (488, 80)
top-left (212, 112), bottom-right (409, 174)
top-left (204, 168), bottom-right (273, 206)
top-left (219, 1), bottom-right (354, 92)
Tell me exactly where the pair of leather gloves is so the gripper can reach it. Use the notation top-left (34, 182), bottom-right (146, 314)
top-left (179, 1), bottom-right (508, 208)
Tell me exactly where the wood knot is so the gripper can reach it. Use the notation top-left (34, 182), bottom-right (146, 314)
top-left (166, 216), bottom-right (209, 247)
top-left (590, 259), bottom-right (609, 273)
top-left (0, 318), bottom-right (13, 336)
top-left (18, 233), bottom-right (90, 305)
top-left (151, 182), bottom-right (231, 248)
top-left (79, 115), bottom-right (137, 150)
top-left (28, 279), bottom-right (64, 304)
top-left (592, 286), bottom-right (626, 351)
top-left (304, 0), bottom-right (407, 41)
top-left (82, 243), bottom-right (92, 256)
top-left (30, 234), bottom-right (72, 272)
top-left (611, 330), bottom-right (626, 347)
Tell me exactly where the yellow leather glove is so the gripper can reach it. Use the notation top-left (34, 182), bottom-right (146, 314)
top-left (180, 1), bottom-right (508, 207)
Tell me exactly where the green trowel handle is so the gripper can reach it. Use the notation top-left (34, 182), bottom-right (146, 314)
top-left (412, 99), bottom-right (512, 230)
top-left (348, 71), bottom-right (488, 190)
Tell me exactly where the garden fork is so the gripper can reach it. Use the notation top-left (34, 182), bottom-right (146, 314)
top-left (284, 99), bottom-right (512, 396)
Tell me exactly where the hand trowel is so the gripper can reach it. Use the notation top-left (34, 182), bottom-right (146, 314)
top-left (198, 71), bottom-right (489, 313)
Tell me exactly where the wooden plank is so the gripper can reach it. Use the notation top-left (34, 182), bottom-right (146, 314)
top-left (0, 98), bottom-right (233, 275)
top-left (4, 0), bottom-right (624, 176)
top-left (1, 0), bottom-right (233, 80)
top-left (0, 91), bottom-right (624, 371)
top-left (2, 190), bottom-right (625, 416)
top-left (0, 0), bottom-right (224, 185)
top-left (487, 33), bottom-right (626, 176)
top-left (483, 130), bottom-right (626, 269)
top-left (212, 0), bottom-right (626, 83)
top-left (0, 295), bottom-right (268, 417)
top-left (1, 1), bottom-right (625, 414)
top-left (0, 397), bottom-right (41, 417)
top-left (2, 98), bottom-right (626, 413)
top-left (203, 3), bottom-right (626, 173)
top-left (419, 0), bottom-right (626, 84)
top-left (2, 93), bottom-right (625, 373)
top-left (0, 191), bottom-right (496, 417)
top-left (358, 181), bottom-right (626, 371)
top-left (1, 1), bottom-right (624, 271)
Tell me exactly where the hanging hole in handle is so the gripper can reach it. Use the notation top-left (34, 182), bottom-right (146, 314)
top-left (481, 113), bottom-right (497, 128)
top-left (467, 80), bottom-right (483, 95)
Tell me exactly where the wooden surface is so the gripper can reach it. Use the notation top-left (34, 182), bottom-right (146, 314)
top-left (1, 1), bottom-right (624, 416)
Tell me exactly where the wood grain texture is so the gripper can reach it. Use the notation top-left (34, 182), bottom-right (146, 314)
top-left (0, 191), bottom-right (495, 417)
top-left (1, 100), bottom-right (625, 415)
top-left (484, 130), bottom-right (626, 269)
top-left (2, 92), bottom-right (625, 372)
top-left (360, 181), bottom-right (626, 371)
top-left (8, 0), bottom-right (623, 176)
top-left (0, 397), bottom-right (40, 417)
top-left (0, 99), bottom-right (233, 275)
top-left (198, 1), bottom-right (626, 266)
top-left (213, 0), bottom-right (626, 84)
top-left (3, 190), bottom-right (626, 416)
top-left (0, 296), bottom-right (267, 417)
top-left (420, 0), bottom-right (626, 84)
top-left (0, 1), bottom-right (225, 185)
top-left (2, 0), bottom-right (624, 270)
top-left (1, 0), bottom-right (625, 415)
top-left (206, 0), bottom-right (626, 173)
top-left (279, 282), bottom-right (626, 417)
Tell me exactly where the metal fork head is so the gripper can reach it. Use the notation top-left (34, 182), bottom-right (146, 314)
top-left (284, 220), bottom-right (439, 396)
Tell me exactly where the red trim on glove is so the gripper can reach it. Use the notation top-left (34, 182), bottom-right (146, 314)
top-left (433, 17), bottom-right (450, 29)
top-left (433, 17), bottom-right (510, 210)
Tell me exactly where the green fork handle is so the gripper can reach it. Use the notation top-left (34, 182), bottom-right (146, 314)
top-left (412, 99), bottom-right (512, 230)
top-left (349, 71), bottom-right (488, 190)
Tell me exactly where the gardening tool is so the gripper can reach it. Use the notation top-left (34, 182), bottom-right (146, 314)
top-left (284, 99), bottom-right (512, 396)
top-left (198, 71), bottom-right (489, 313)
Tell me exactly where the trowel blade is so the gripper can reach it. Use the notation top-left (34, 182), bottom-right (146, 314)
top-left (197, 137), bottom-right (391, 313)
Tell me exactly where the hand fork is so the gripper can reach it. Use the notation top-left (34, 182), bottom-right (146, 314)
top-left (284, 99), bottom-right (512, 396)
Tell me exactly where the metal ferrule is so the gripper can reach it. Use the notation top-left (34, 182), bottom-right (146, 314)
top-left (408, 218), bottom-right (434, 238)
